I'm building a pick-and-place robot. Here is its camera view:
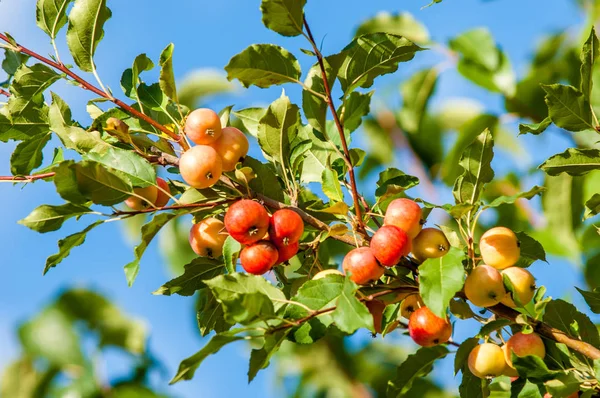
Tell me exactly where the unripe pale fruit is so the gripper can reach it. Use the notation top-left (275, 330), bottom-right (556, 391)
top-left (468, 343), bottom-right (506, 379)
top-left (240, 240), bottom-right (279, 275)
top-left (179, 145), bottom-right (223, 189)
top-left (189, 218), bottom-right (228, 258)
top-left (125, 186), bottom-right (158, 210)
top-left (342, 247), bottom-right (384, 285)
top-left (383, 198), bottom-right (423, 239)
top-left (464, 264), bottom-right (506, 307)
top-left (370, 225), bottom-right (411, 266)
top-left (400, 294), bottom-right (424, 319)
top-left (412, 228), bottom-right (450, 261)
top-left (269, 209), bottom-right (304, 246)
top-left (501, 345), bottom-right (519, 377)
top-left (185, 108), bottom-right (222, 145)
top-left (277, 241), bottom-right (299, 264)
top-left (155, 177), bottom-right (171, 207)
top-left (209, 127), bottom-right (249, 171)
top-left (500, 267), bottom-right (536, 308)
top-left (408, 306), bottom-right (452, 347)
top-left (224, 200), bottom-right (270, 245)
top-left (479, 227), bottom-right (521, 269)
top-left (504, 332), bottom-right (546, 370)
top-left (366, 300), bottom-right (386, 334)
top-left (312, 269), bottom-right (344, 280)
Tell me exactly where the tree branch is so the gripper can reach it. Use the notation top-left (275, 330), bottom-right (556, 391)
top-left (0, 88), bottom-right (10, 98)
top-left (111, 200), bottom-right (235, 216)
top-left (302, 17), bottom-right (366, 234)
top-left (0, 33), bottom-right (189, 151)
top-left (0, 172), bottom-right (55, 182)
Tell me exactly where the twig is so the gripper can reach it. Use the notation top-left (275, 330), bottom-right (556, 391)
top-left (0, 88), bottom-right (10, 98)
top-left (0, 172), bottom-right (55, 182)
top-left (0, 33), bottom-right (189, 151)
top-left (111, 200), bottom-right (234, 216)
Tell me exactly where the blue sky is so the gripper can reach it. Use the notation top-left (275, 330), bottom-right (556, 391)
top-left (0, 0), bottom-right (592, 396)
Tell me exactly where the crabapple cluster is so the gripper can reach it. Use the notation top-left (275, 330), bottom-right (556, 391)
top-left (180, 108), bottom-right (249, 189)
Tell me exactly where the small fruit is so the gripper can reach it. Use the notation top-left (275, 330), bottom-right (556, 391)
top-left (342, 247), bottom-right (384, 285)
top-left (370, 225), bottom-right (411, 266)
top-left (501, 345), bottom-right (519, 377)
top-left (408, 306), bottom-right (452, 347)
top-left (504, 332), bottom-right (546, 370)
top-left (240, 240), bottom-right (279, 275)
top-left (500, 267), bottom-right (536, 308)
top-left (277, 241), bottom-right (299, 264)
top-left (269, 209), bottom-right (304, 246)
top-left (400, 294), bottom-right (424, 319)
top-left (366, 300), bottom-right (386, 334)
top-left (224, 200), bottom-right (270, 245)
top-left (179, 145), bottom-right (223, 189)
top-left (464, 265), bottom-right (506, 307)
top-left (184, 108), bottom-right (222, 145)
top-left (312, 269), bottom-right (344, 280)
top-left (125, 186), bottom-right (158, 210)
top-left (189, 218), bottom-right (228, 258)
top-left (479, 227), bottom-right (521, 269)
top-left (209, 126), bottom-right (249, 171)
top-left (468, 343), bottom-right (506, 379)
top-left (411, 228), bottom-right (450, 261)
top-left (155, 177), bottom-right (171, 207)
top-left (383, 198), bottom-right (423, 239)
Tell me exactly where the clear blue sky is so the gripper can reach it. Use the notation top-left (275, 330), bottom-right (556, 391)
top-left (0, 0), bottom-right (590, 396)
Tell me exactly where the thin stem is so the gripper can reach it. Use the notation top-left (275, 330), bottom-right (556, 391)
top-left (111, 200), bottom-right (233, 217)
top-left (302, 17), bottom-right (365, 234)
top-left (0, 33), bottom-right (189, 151)
top-left (0, 88), bottom-right (10, 97)
top-left (51, 38), bottom-right (62, 65)
top-left (0, 172), bottom-right (55, 182)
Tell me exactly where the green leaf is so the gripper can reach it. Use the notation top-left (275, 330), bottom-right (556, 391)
top-left (418, 247), bottom-right (465, 318)
top-left (585, 193), bottom-right (600, 219)
top-left (355, 12), bottom-right (429, 44)
top-left (44, 220), bottom-right (104, 273)
top-left (375, 168), bottom-right (420, 198)
top-left (170, 333), bottom-right (244, 384)
top-left (197, 288), bottom-right (232, 337)
top-left (331, 277), bottom-right (373, 334)
top-left (124, 212), bottom-right (178, 286)
top-left (485, 186), bottom-right (545, 209)
top-left (544, 373), bottom-right (581, 398)
top-left (225, 44), bottom-right (301, 89)
top-left (299, 126), bottom-right (339, 183)
top-left (257, 93), bottom-right (300, 163)
top-left (477, 319), bottom-right (512, 339)
top-left (36, 0), bottom-right (74, 38)
top-left (321, 169), bottom-right (344, 203)
top-left (177, 69), bottom-right (235, 110)
top-left (459, 368), bottom-right (491, 398)
top-left (576, 287), bottom-right (600, 314)
top-left (86, 147), bottom-right (157, 188)
top-left (302, 61), bottom-right (334, 134)
top-left (581, 27), bottom-right (599, 101)
top-left (19, 306), bottom-right (83, 366)
top-left (154, 258), bottom-right (225, 296)
top-left (398, 68), bottom-right (438, 133)
top-left (222, 236), bottom-right (241, 274)
top-left (388, 346), bottom-right (449, 396)
top-left (2, 48), bottom-right (28, 78)
top-left (518, 117), bottom-right (552, 136)
top-left (453, 129), bottom-right (495, 205)
top-left (66, 0), bottom-right (112, 72)
top-left (449, 28), bottom-right (498, 71)
top-left (543, 299), bottom-right (600, 348)
top-left (120, 54), bottom-right (155, 99)
top-left (242, 156), bottom-right (285, 203)
top-left (454, 338), bottom-right (479, 375)
top-left (512, 354), bottom-right (560, 381)
top-left (542, 84), bottom-right (595, 132)
top-left (248, 330), bottom-right (289, 382)
top-left (232, 108), bottom-right (267, 138)
top-left (514, 232), bottom-right (547, 268)
top-left (19, 203), bottom-right (93, 233)
top-left (509, 377), bottom-right (543, 398)
top-left (159, 43), bottom-right (177, 101)
top-left (539, 148), bottom-right (600, 176)
top-left (10, 132), bottom-right (51, 175)
top-left (333, 33), bottom-right (422, 96)
top-left (338, 91), bottom-right (372, 134)
top-left (260, 0), bottom-right (305, 37)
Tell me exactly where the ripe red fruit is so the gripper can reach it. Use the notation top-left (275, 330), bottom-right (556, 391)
top-left (155, 177), bottom-right (171, 207)
top-left (224, 200), bottom-right (270, 245)
top-left (189, 218), bottom-right (228, 258)
top-left (370, 225), bottom-right (411, 266)
top-left (277, 240), bottom-right (299, 264)
top-left (504, 332), bottom-right (546, 371)
top-left (184, 108), bottom-right (222, 145)
top-left (179, 145), bottom-right (223, 189)
top-left (269, 209), bottom-right (304, 246)
top-left (408, 307), bottom-right (452, 347)
top-left (383, 198), bottom-right (423, 239)
top-left (240, 240), bottom-right (279, 275)
top-left (209, 126), bottom-right (249, 172)
top-left (342, 247), bottom-right (384, 285)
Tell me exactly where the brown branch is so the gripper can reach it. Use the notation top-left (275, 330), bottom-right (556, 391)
top-left (0, 88), bottom-right (10, 98)
top-left (302, 17), bottom-right (366, 234)
top-left (0, 33), bottom-right (189, 151)
top-left (111, 200), bottom-right (234, 216)
top-left (0, 172), bottom-right (55, 182)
